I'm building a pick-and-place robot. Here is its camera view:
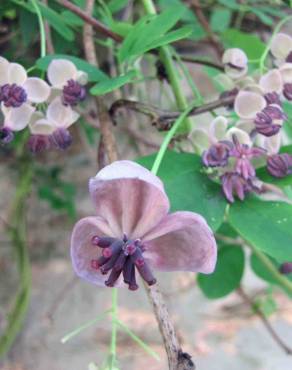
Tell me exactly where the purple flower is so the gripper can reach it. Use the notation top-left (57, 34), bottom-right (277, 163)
top-left (62, 79), bottom-right (86, 107)
top-left (0, 83), bottom-right (27, 108)
top-left (267, 153), bottom-right (292, 178)
top-left (28, 134), bottom-right (53, 153)
top-left (71, 161), bottom-right (217, 290)
top-left (202, 141), bottom-right (232, 167)
top-left (221, 172), bottom-right (260, 203)
top-left (51, 128), bottom-right (72, 150)
top-left (230, 135), bottom-right (265, 180)
top-left (254, 105), bottom-right (285, 137)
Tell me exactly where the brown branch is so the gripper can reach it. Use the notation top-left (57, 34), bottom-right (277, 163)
top-left (109, 95), bottom-right (235, 130)
top-left (237, 286), bottom-right (292, 355)
top-left (57, 0), bottom-right (123, 42)
top-left (43, 0), bottom-right (55, 54)
top-left (189, 0), bottom-right (224, 58)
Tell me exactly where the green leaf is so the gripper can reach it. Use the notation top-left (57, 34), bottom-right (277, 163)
top-left (229, 197), bottom-right (292, 262)
top-left (137, 151), bottom-right (227, 231)
top-left (251, 253), bottom-right (292, 295)
top-left (198, 245), bottom-right (245, 299)
top-left (36, 54), bottom-right (108, 82)
top-left (218, 0), bottom-right (239, 10)
top-left (90, 70), bottom-right (137, 95)
top-left (222, 29), bottom-right (266, 59)
top-left (210, 8), bottom-right (231, 33)
top-left (250, 8), bottom-right (274, 26)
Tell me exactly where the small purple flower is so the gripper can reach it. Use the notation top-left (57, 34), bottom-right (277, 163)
top-left (0, 127), bottom-right (14, 144)
top-left (230, 135), bottom-right (265, 180)
top-left (221, 172), bottom-right (260, 203)
top-left (254, 107), bottom-right (283, 137)
top-left (62, 79), bottom-right (86, 107)
top-left (202, 141), bottom-right (232, 167)
top-left (51, 128), bottom-right (72, 150)
top-left (279, 262), bottom-right (292, 275)
top-left (264, 92), bottom-right (282, 106)
top-left (0, 84), bottom-right (27, 108)
top-left (283, 83), bottom-right (292, 101)
top-left (71, 161), bottom-right (217, 290)
top-left (28, 134), bottom-right (53, 153)
top-left (267, 153), bottom-right (292, 178)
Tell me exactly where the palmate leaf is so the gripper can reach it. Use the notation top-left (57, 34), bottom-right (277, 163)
top-left (137, 151), bottom-right (227, 231)
top-left (118, 4), bottom-right (188, 63)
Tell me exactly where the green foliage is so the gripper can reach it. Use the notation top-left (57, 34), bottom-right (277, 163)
top-left (137, 151), bottom-right (227, 231)
top-left (90, 70), bottom-right (138, 95)
top-left (229, 197), bottom-right (292, 262)
top-left (198, 245), bottom-right (245, 299)
top-left (210, 8), bottom-right (232, 33)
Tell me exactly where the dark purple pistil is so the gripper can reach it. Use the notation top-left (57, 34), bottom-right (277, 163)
top-left (51, 128), bottom-right (72, 150)
top-left (90, 234), bottom-right (156, 290)
top-left (0, 127), bottom-right (14, 144)
top-left (62, 79), bottom-right (86, 106)
top-left (0, 84), bottom-right (27, 108)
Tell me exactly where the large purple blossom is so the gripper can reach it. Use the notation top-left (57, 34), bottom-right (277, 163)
top-left (71, 161), bottom-right (217, 290)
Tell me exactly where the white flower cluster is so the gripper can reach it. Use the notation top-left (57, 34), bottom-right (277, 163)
top-left (0, 58), bottom-right (87, 151)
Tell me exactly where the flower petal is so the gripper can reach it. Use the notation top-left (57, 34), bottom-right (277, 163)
top-left (256, 132), bottom-right (281, 155)
top-left (259, 69), bottom-right (283, 94)
top-left (3, 103), bottom-right (35, 131)
top-left (29, 112), bottom-right (55, 135)
top-left (76, 70), bottom-right (88, 85)
top-left (222, 48), bottom-right (248, 69)
top-left (236, 119), bottom-right (254, 133)
top-left (46, 97), bottom-right (79, 127)
top-left (279, 63), bottom-right (292, 83)
top-left (89, 161), bottom-right (170, 238)
top-left (8, 63), bottom-right (27, 85)
top-left (189, 128), bottom-right (209, 152)
top-left (270, 33), bottom-right (292, 60)
top-left (71, 216), bottom-right (117, 286)
top-left (234, 91), bottom-right (266, 119)
top-left (210, 116), bottom-right (228, 141)
top-left (142, 211), bottom-right (217, 273)
top-left (225, 127), bottom-right (252, 146)
top-left (23, 77), bottom-right (51, 103)
top-left (47, 59), bottom-right (77, 88)
top-left (0, 56), bottom-right (9, 85)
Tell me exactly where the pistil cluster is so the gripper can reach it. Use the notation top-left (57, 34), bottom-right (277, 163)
top-left (90, 234), bottom-right (157, 290)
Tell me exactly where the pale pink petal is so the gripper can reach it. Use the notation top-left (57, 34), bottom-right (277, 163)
top-left (8, 63), bottom-right (27, 85)
top-left (189, 128), bottom-right (209, 152)
top-left (234, 91), bottom-right (266, 119)
top-left (256, 132), bottom-right (281, 155)
top-left (142, 212), bottom-right (217, 274)
top-left (209, 116), bottom-right (228, 141)
top-left (71, 216), bottom-right (118, 286)
top-left (89, 161), bottom-right (170, 239)
top-left (46, 97), bottom-right (77, 127)
top-left (47, 59), bottom-right (77, 88)
top-left (3, 103), bottom-right (35, 131)
top-left (236, 119), bottom-right (254, 133)
top-left (222, 48), bottom-right (248, 69)
top-left (76, 70), bottom-right (88, 85)
top-left (279, 63), bottom-right (292, 83)
top-left (23, 77), bottom-right (51, 103)
top-left (270, 33), bottom-right (292, 60)
top-left (259, 69), bottom-right (283, 94)
top-left (225, 127), bottom-right (252, 146)
top-left (0, 56), bottom-right (9, 85)
top-left (29, 114), bottom-right (55, 135)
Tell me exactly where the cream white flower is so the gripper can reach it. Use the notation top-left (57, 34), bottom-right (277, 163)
top-left (270, 32), bottom-right (292, 65)
top-left (1, 102), bottom-right (35, 131)
top-left (222, 48), bottom-right (248, 79)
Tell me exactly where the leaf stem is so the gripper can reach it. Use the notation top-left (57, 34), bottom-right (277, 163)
top-left (109, 288), bottom-right (118, 369)
top-left (30, 0), bottom-right (46, 58)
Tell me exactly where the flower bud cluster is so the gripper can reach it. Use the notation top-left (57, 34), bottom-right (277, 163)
top-left (0, 58), bottom-right (87, 152)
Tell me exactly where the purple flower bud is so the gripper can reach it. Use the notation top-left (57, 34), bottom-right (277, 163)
top-left (254, 112), bottom-right (281, 137)
top-left (283, 83), bottom-right (292, 101)
top-left (279, 262), bottom-right (292, 275)
top-left (28, 135), bottom-right (53, 153)
top-left (62, 79), bottom-right (86, 107)
top-left (202, 141), bottom-right (232, 167)
top-left (264, 92), bottom-right (282, 106)
top-left (51, 128), bottom-right (72, 150)
top-left (221, 172), bottom-right (260, 203)
top-left (267, 153), bottom-right (292, 178)
top-left (0, 127), bottom-right (14, 144)
top-left (0, 84), bottom-right (27, 108)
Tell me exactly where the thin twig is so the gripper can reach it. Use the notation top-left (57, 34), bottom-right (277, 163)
top-left (109, 95), bottom-right (234, 130)
top-left (43, 0), bottom-right (55, 54)
top-left (237, 286), bottom-right (292, 355)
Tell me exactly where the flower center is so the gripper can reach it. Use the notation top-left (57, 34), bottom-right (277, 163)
top-left (62, 79), bottom-right (86, 107)
top-left (0, 84), bottom-right (27, 108)
top-left (90, 234), bottom-right (156, 290)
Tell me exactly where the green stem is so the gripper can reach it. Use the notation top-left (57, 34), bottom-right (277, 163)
top-left (110, 288), bottom-right (118, 369)
top-left (259, 15), bottom-right (292, 74)
top-left (141, 0), bottom-right (192, 131)
top-left (30, 0), bottom-right (46, 58)
top-left (151, 103), bottom-right (197, 175)
top-left (248, 244), bottom-right (292, 295)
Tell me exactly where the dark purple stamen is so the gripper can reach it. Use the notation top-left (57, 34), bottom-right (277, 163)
top-left (254, 111), bottom-right (281, 137)
top-left (91, 234), bottom-right (156, 290)
top-left (202, 141), bottom-right (232, 168)
top-left (62, 79), bottom-right (86, 107)
top-left (0, 127), bottom-right (14, 144)
top-left (0, 83), bottom-right (27, 107)
top-left (267, 153), bottom-right (292, 178)
top-left (283, 83), bottom-right (292, 101)
top-left (28, 135), bottom-right (53, 153)
top-left (264, 92), bottom-right (282, 106)
top-left (51, 128), bottom-right (72, 150)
